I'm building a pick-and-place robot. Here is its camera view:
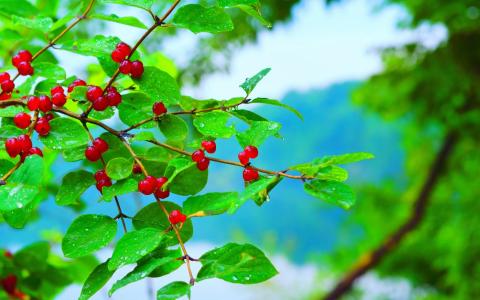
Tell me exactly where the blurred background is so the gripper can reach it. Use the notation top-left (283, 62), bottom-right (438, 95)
top-left (1, 0), bottom-right (479, 299)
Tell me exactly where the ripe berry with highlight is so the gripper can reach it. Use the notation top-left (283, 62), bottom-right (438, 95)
top-left (119, 60), bottom-right (132, 74)
top-left (132, 163), bottom-right (142, 174)
top-left (35, 118), bottom-right (50, 136)
top-left (153, 102), bottom-right (167, 115)
top-left (93, 138), bottom-right (109, 153)
top-left (5, 138), bottom-right (21, 158)
top-left (87, 86), bottom-right (102, 102)
top-left (138, 176), bottom-right (157, 195)
top-left (93, 96), bottom-right (109, 111)
top-left (17, 61), bottom-right (34, 76)
top-left (85, 146), bottom-right (101, 162)
top-left (1, 80), bottom-right (14, 93)
top-left (50, 86), bottom-right (64, 95)
top-left (13, 112), bottom-right (31, 129)
top-left (154, 176), bottom-right (170, 199)
top-left (169, 210), bottom-right (187, 225)
top-left (52, 93), bottom-right (66, 107)
top-left (191, 149), bottom-right (205, 162)
top-left (38, 95), bottom-right (52, 112)
top-left (130, 60), bottom-right (144, 78)
top-left (27, 96), bottom-right (40, 111)
top-left (244, 145), bottom-right (258, 159)
top-left (201, 140), bottom-right (216, 153)
top-left (238, 151), bottom-right (249, 165)
top-left (17, 134), bottom-right (32, 153)
top-left (197, 157), bottom-right (210, 171)
top-left (243, 167), bottom-right (259, 182)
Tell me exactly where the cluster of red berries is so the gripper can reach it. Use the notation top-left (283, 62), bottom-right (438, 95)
top-left (238, 145), bottom-right (260, 182)
top-left (86, 85), bottom-right (122, 111)
top-left (0, 72), bottom-right (14, 98)
top-left (191, 140), bottom-right (216, 171)
top-left (169, 209), bottom-right (187, 225)
top-left (111, 42), bottom-right (144, 79)
top-left (85, 138), bottom-right (109, 162)
top-left (138, 176), bottom-right (170, 198)
top-left (12, 50), bottom-right (33, 76)
top-left (94, 169), bottom-right (112, 192)
top-left (153, 101), bottom-right (167, 116)
top-left (24, 95), bottom-right (54, 136)
top-left (5, 134), bottom-right (43, 161)
top-left (1, 251), bottom-right (26, 300)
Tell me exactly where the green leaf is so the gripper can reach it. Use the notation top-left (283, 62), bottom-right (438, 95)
top-left (131, 131), bottom-right (155, 142)
top-left (108, 228), bottom-right (164, 271)
top-left (61, 35), bottom-right (119, 57)
top-left (138, 248), bottom-right (183, 278)
top-left (39, 118), bottom-right (89, 150)
top-left (193, 111), bottom-right (235, 138)
top-left (56, 170), bottom-right (95, 205)
top-left (304, 180), bottom-right (356, 209)
top-left (33, 62), bottom-right (66, 80)
top-left (251, 98), bottom-right (303, 119)
top-left (132, 67), bottom-right (180, 106)
top-left (69, 86), bottom-right (88, 102)
top-left (79, 261), bottom-right (115, 300)
top-left (62, 215), bottom-right (117, 258)
top-left (319, 152), bottom-right (375, 165)
top-left (164, 157), bottom-right (208, 195)
top-left (157, 281), bottom-right (191, 300)
top-left (118, 92), bottom-right (156, 128)
top-left (106, 157), bottom-right (134, 180)
top-left (101, 0), bottom-right (154, 9)
top-left (237, 5), bottom-right (272, 28)
top-left (12, 15), bottom-right (53, 33)
top-left (91, 13), bottom-right (147, 29)
top-left (229, 109), bottom-right (268, 125)
top-left (197, 243), bottom-right (278, 284)
top-left (109, 256), bottom-right (175, 296)
top-left (229, 176), bottom-right (278, 213)
top-left (13, 242), bottom-right (49, 273)
top-left (133, 202), bottom-right (193, 247)
top-left (236, 121), bottom-right (281, 148)
top-left (101, 178), bottom-right (138, 202)
top-left (62, 145), bottom-right (86, 162)
top-left (172, 4), bottom-right (234, 34)
top-left (0, 106), bottom-right (24, 118)
top-left (218, 0), bottom-right (258, 6)
top-left (159, 114), bottom-right (188, 142)
top-left (184, 192), bottom-right (239, 217)
top-left (0, 0), bottom-right (38, 16)
top-left (0, 156), bottom-right (44, 228)
top-left (240, 68), bottom-right (271, 95)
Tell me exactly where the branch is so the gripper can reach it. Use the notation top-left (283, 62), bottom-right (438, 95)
top-left (323, 132), bottom-right (458, 300)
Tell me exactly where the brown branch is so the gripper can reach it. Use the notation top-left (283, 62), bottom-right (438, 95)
top-left (323, 132), bottom-right (457, 300)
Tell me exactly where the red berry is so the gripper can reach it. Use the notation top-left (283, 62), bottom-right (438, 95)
top-left (96, 178), bottom-right (112, 192)
top-left (13, 112), bottom-right (31, 129)
top-left (45, 113), bottom-right (54, 121)
top-left (93, 138), bottom-right (109, 153)
top-left (17, 61), bottom-right (34, 76)
top-left (132, 163), bottom-right (142, 174)
top-left (1, 80), bottom-right (14, 93)
top-left (52, 92), bottom-right (66, 106)
top-left (244, 145), bottom-right (258, 159)
top-left (201, 140), bottom-right (216, 153)
top-left (197, 157), bottom-right (210, 171)
top-left (238, 151), bottom-right (249, 165)
top-left (38, 95), bottom-right (52, 112)
top-left (155, 177), bottom-right (170, 199)
top-left (17, 50), bottom-right (32, 62)
top-left (1, 275), bottom-right (17, 295)
top-left (130, 60), bottom-right (144, 78)
top-left (12, 55), bottom-right (22, 67)
top-left (169, 210), bottom-right (187, 225)
top-left (50, 85), bottom-right (64, 95)
top-left (93, 96), bottom-right (109, 111)
top-left (152, 102), bottom-right (167, 115)
top-left (106, 91), bottom-right (122, 106)
top-left (27, 96), bottom-right (40, 111)
top-left (5, 138), bottom-right (21, 158)
top-left (86, 86), bottom-right (103, 102)
top-left (85, 146), bottom-right (101, 162)
top-left (0, 72), bottom-right (10, 82)
top-left (0, 93), bottom-right (11, 101)
top-left (27, 147), bottom-right (43, 157)
top-left (119, 60), bottom-right (132, 74)
top-left (34, 118), bottom-right (50, 136)
top-left (138, 176), bottom-right (157, 195)
top-left (191, 149), bottom-right (205, 162)
top-left (3, 251), bottom-right (13, 259)
top-left (243, 167), bottom-right (259, 182)
top-left (68, 79), bottom-right (87, 93)
top-left (111, 49), bottom-right (125, 63)
top-left (17, 134), bottom-right (32, 153)
top-left (94, 169), bottom-right (109, 181)
top-left (116, 42), bottom-right (131, 57)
